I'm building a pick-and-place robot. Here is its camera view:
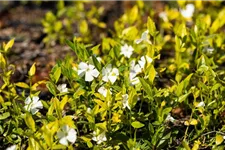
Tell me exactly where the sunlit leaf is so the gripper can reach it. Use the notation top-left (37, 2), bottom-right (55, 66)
top-left (216, 134), bottom-right (224, 145)
top-left (28, 63), bottom-right (36, 77)
top-left (131, 121), bottom-right (145, 128)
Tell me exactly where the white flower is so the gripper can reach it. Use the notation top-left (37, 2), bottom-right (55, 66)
top-left (57, 125), bottom-right (77, 146)
top-left (204, 47), bottom-right (214, 54)
top-left (120, 44), bottom-right (134, 58)
top-left (196, 101), bottom-right (205, 107)
top-left (98, 86), bottom-right (112, 97)
top-left (78, 62), bottom-right (100, 82)
top-left (165, 113), bottom-right (175, 123)
top-left (87, 107), bottom-right (91, 114)
top-left (159, 12), bottom-right (168, 22)
top-left (102, 64), bottom-right (119, 84)
top-left (180, 4), bottom-right (195, 19)
top-left (138, 55), bottom-right (153, 69)
top-left (57, 84), bottom-right (68, 93)
top-left (129, 60), bottom-right (141, 85)
top-left (6, 145), bottom-right (17, 150)
top-left (122, 94), bottom-right (130, 110)
top-left (24, 96), bottom-right (43, 115)
top-left (92, 131), bottom-right (107, 144)
top-left (135, 30), bottom-right (152, 44)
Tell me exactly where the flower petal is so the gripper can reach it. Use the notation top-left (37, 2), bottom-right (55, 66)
top-left (67, 128), bottom-right (77, 144)
top-left (91, 69), bottom-right (100, 78)
top-left (85, 71), bottom-right (94, 82)
top-left (78, 62), bottom-right (88, 70)
top-left (109, 75), bottom-right (117, 84)
top-left (59, 137), bottom-right (68, 146)
top-left (32, 101), bottom-right (43, 110)
top-left (32, 96), bottom-right (39, 103)
top-left (102, 75), bottom-right (109, 82)
top-left (31, 108), bottom-right (39, 115)
top-left (25, 97), bottom-right (31, 105)
top-left (135, 39), bottom-right (143, 44)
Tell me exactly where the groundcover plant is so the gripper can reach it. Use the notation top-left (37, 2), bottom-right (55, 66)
top-left (1, 1), bottom-right (225, 150)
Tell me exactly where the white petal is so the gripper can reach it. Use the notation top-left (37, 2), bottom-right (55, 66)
top-left (88, 64), bottom-right (95, 70)
top-left (6, 145), bottom-right (17, 150)
top-left (32, 96), bottom-right (39, 103)
top-left (31, 108), bottom-right (39, 114)
top-left (59, 137), bottom-right (68, 146)
top-left (24, 105), bottom-right (30, 112)
top-left (109, 75), bottom-right (117, 84)
top-left (134, 64), bottom-right (142, 73)
top-left (25, 97), bottom-right (31, 105)
top-left (102, 75), bottom-right (109, 82)
top-left (141, 30), bottom-right (149, 40)
top-left (85, 71), bottom-right (94, 82)
top-left (112, 68), bottom-right (119, 75)
top-left (130, 77), bottom-right (140, 85)
top-left (32, 101), bottom-right (43, 110)
top-left (197, 101), bottom-right (205, 107)
top-left (135, 39), bottom-right (143, 44)
top-left (98, 86), bottom-right (107, 97)
top-left (91, 69), bottom-right (100, 78)
top-left (67, 129), bottom-right (77, 143)
top-left (146, 56), bottom-right (153, 63)
top-left (78, 62), bottom-right (88, 70)
top-left (77, 69), bottom-right (86, 77)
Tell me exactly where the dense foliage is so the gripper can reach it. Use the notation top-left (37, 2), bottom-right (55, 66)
top-left (1, 1), bottom-right (225, 150)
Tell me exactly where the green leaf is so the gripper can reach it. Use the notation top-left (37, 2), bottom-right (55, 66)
top-left (139, 78), bottom-right (153, 99)
top-left (122, 26), bottom-right (138, 41)
top-left (92, 55), bottom-right (102, 71)
top-left (147, 17), bottom-right (156, 36)
top-left (4, 39), bottom-right (14, 52)
top-left (131, 121), bottom-right (145, 128)
top-left (128, 87), bottom-right (138, 109)
top-left (24, 113), bottom-right (36, 132)
top-left (211, 8), bottom-right (225, 33)
top-left (65, 39), bottom-right (75, 50)
top-left (79, 20), bottom-right (88, 35)
top-left (0, 53), bottom-right (6, 69)
top-left (66, 40), bottom-right (90, 61)
top-left (216, 134), bottom-right (224, 145)
top-left (178, 92), bottom-right (191, 103)
top-left (175, 23), bottom-right (187, 39)
top-left (28, 63), bottom-right (36, 76)
top-left (128, 6), bottom-right (138, 24)
top-left (181, 140), bottom-right (191, 150)
top-left (52, 145), bottom-right (67, 149)
top-left (53, 66), bottom-right (61, 83)
top-left (0, 112), bottom-right (10, 120)
top-left (16, 82), bottom-right (30, 89)
top-left (46, 81), bottom-right (57, 96)
top-left (148, 65), bottom-right (156, 83)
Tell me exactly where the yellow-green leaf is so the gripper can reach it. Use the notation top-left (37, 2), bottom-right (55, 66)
top-left (131, 121), bottom-right (145, 129)
top-left (4, 39), bottom-right (14, 52)
top-left (129, 6), bottom-right (138, 24)
top-left (147, 17), bottom-right (156, 36)
top-left (148, 65), bottom-right (156, 83)
top-left (24, 113), bottom-right (36, 132)
top-left (79, 20), bottom-right (88, 35)
top-left (0, 53), bottom-right (6, 69)
top-left (16, 82), bottom-right (30, 89)
top-left (216, 134), bottom-right (224, 145)
top-left (28, 63), bottom-right (36, 76)
top-left (190, 119), bottom-right (198, 125)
